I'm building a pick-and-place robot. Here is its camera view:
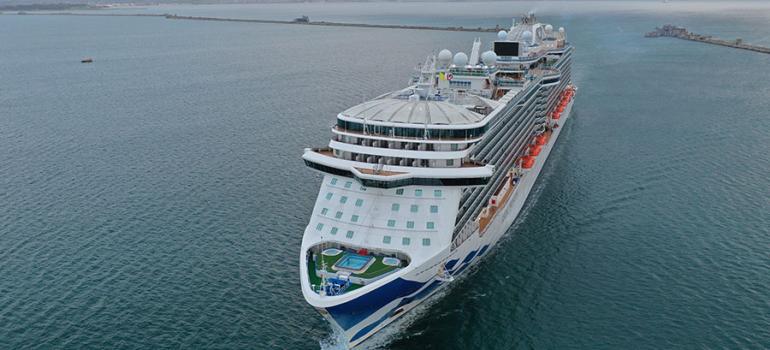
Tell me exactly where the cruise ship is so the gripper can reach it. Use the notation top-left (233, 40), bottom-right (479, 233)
top-left (299, 13), bottom-right (575, 348)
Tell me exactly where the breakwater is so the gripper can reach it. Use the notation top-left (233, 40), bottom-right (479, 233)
top-left (11, 11), bottom-right (500, 33)
top-left (646, 24), bottom-right (770, 55)
top-left (165, 15), bottom-right (501, 33)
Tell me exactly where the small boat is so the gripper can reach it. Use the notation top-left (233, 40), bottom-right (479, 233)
top-left (81, 57), bottom-right (93, 63)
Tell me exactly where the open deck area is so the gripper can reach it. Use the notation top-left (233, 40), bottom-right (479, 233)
top-left (307, 245), bottom-right (407, 296)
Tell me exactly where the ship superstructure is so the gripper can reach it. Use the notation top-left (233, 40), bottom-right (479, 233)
top-left (299, 13), bottom-right (576, 348)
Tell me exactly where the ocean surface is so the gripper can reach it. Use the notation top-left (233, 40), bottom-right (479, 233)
top-left (1, 1), bottom-right (769, 349)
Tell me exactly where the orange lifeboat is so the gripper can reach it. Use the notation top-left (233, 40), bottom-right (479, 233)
top-left (521, 156), bottom-right (535, 169)
top-left (552, 112), bottom-right (561, 120)
top-left (535, 134), bottom-right (547, 145)
top-left (529, 144), bottom-right (542, 156)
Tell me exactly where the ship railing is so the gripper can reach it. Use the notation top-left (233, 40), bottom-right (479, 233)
top-left (451, 220), bottom-right (479, 250)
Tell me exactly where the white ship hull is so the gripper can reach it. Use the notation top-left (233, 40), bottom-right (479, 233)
top-left (302, 98), bottom-right (575, 348)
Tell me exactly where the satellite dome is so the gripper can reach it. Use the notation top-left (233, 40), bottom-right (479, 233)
top-left (453, 52), bottom-right (468, 66)
top-left (481, 50), bottom-right (497, 67)
top-left (497, 30), bottom-right (508, 41)
top-left (545, 24), bottom-right (553, 34)
top-left (559, 27), bottom-right (565, 33)
top-left (438, 49), bottom-right (452, 66)
top-left (522, 30), bottom-right (533, 44)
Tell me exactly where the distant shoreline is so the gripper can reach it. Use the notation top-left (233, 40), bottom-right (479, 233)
top-left (7, 11), bottom-right (502, 33)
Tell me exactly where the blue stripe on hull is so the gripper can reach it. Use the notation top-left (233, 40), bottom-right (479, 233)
top-left (350, 280), bottom-right (443, 343)
top-left (327, 278), bottom-right (424, 330)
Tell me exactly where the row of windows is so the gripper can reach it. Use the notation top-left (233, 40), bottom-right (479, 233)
top-left (391, 203), bottom-right (440, 214)
top-left (337, 135), bottom-right (466, 152)
top-left (324, 192), bottom-right (365, 207)
top-left (393, 188), bottom-right (442, 198)
top-left (334, 150), bottom-right (461, 169)
top-left (337, 119), bottom-right (487, 140)
top-left (321, 206), bottom-right (437, 230)
top-left (329, 178), bottom-right (367, 192)
top-left (385, 219), bottom-right (436, 230)
top-left (328, 179), bottom-right (444, 199)
top-left (382, 236), bottom-right (431, 246)
top-left (315, 224), bottom-right (432, 246)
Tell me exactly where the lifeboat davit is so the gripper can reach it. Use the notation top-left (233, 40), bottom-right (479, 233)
top-left (529, 144), bottom-right (542, 156)
top-left (521, 156), bottom-right (535, 169)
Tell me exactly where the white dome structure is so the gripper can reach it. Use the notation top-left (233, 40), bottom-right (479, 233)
top-left (559, 27), bottom-right (565, 33)
top-left (438, 49), bottom-right (452, 66)
top-left (545, 24), bottom-right (553, 35)
top-left (481, 50), bottom-right (497, 67)
top-left (522, 30), bottom-right (533, 44)
top-left (497, 30), bottom-right (508, 41)
top-left (453, 52), bottom-right (468, 66)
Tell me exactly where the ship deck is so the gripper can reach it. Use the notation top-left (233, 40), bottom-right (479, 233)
top-left (307, 247), bottom-right (406, 296)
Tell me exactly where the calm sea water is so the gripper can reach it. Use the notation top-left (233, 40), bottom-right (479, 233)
top-left (1, 2), bottom-right (769, 349)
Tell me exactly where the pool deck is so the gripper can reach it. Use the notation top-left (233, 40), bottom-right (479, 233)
top-left (307, 251), bottom-right (402, 294)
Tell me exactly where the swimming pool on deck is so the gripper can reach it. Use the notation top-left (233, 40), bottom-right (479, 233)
top-left (335, 254), bottom-right (374, 273)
